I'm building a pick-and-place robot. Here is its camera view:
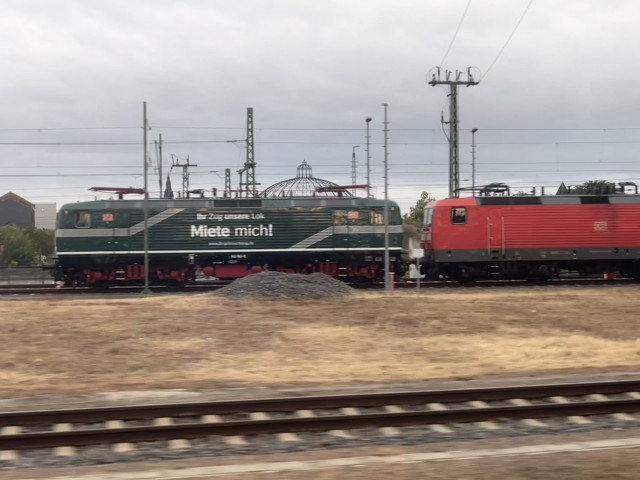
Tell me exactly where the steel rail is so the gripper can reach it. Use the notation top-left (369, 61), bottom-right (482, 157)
top-left (1, 397), bottom-right (640, 450)
top-left (0, 278), bottom-right (638, 295)
top-left (0, 284), bottom-right (228, 295)
top-left (2, 379), bottom-right (640, 427)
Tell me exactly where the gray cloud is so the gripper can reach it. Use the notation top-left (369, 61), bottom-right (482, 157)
top-left (1, 0), bottom-right (639, 212)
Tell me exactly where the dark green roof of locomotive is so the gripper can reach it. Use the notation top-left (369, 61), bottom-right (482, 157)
top-left (59, 196), bottom-right (400, 212)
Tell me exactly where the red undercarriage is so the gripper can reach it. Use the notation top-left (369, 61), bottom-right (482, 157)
top-left (77, 262), bottom-right (385, 285)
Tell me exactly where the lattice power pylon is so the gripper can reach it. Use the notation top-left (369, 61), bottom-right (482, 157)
top-left (237, 107), bottom-right (257, 197)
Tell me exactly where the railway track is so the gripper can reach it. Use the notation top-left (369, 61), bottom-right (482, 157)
top-left (0, 277), bottom-right (638, 295)
top-left (2, 379), bottom-right (640, 454)
top-left (0, 283), bottom-right (229, 295)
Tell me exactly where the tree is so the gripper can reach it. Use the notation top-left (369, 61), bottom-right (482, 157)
top-left (0, 225), bottom-right (35, 266)
top-left (403, 191), bottom-right (436, 227)
top-left (25, 227), bottom-right (55, 259)
top-left (0, 225), bottom-right (55, 266)
top-left (570, 180), bottom-right (617, 195)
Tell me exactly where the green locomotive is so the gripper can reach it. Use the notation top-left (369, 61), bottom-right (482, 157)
top-left (53, 196), bottom-right (404, 286)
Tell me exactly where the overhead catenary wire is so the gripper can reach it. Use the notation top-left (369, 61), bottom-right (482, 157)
top-left (6, 166), bottom-right (640, 178)
top-left (3, 120), bottom-right (640, 206)
top-left (4, 139), bottom-right (640, 147)
top-left (5, 158), bottom-right (640, 170)
top-left (481, 0), bottom-right (535, 81)
top-left (439, 0), bottom-right (473, 67)
top-left (2, 125), bottom-right (640, 139)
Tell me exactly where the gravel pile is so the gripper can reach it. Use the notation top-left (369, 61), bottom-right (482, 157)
top-left (214, 271), bottom-right (354, 299)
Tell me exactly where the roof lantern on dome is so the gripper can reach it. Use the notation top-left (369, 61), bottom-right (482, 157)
top-left (260, 161), bottom-right (354, 198)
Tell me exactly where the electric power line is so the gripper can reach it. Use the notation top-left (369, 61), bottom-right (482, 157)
top-left (481, 0), bottom-right (535, 81)
top-left (439, 0), bottom-right (473, 66)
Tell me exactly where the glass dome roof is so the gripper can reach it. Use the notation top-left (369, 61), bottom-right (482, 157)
top-left (260, 161), bottom-right (354, 198)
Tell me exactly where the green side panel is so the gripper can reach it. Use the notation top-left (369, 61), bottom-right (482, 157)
top-left (135, 207), bottom-right (334, 251)
top-left (55, 200), bottom-right (403, 254)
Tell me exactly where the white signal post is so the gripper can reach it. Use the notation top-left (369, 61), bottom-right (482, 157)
top-left (412, 248), bottom-right (424, 292)
top-left (365, 117), bottom-right (372, 198)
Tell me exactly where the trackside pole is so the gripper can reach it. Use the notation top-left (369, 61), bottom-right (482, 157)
top-left (389, 272), bottom-right (395, 295)
top-left (382, 103), bottom-right (390, 292)
top-left (142, 101), bottom-right (151, 295)
top-left (412, 248), bottom-right (424, 294)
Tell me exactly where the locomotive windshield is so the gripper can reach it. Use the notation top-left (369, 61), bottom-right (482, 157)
top-left (371, 208), bottom-right (384, 225)
top-left (424, 207), bottom-right (434, 227)
top-left (451, 207), bottom-right (467, 224)
top-left (74, 211), bottom-right (91, 228)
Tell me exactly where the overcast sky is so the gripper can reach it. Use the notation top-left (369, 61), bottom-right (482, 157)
top-left (2, 0), bottom-right (640, 213)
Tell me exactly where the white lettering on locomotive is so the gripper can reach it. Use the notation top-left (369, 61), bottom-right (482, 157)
top-left (190, 224), bottom-right (273, 237)
top-left (594, 221), bottom-right (608, 231)
top-left (234, 224), bottom-right (273, 237)
top-left (195, 212), bottom-right (266, 221)
top-left (190, 225), bottom-right (231, 237)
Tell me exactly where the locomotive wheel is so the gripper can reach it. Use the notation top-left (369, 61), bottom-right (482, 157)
top-left (424, 269), bottom-right (439, 281)
top-left (630, 264), bottom-right (640, 280)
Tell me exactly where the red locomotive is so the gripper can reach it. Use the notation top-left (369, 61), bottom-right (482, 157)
top-left (421, 189), bottom-right (640, 280)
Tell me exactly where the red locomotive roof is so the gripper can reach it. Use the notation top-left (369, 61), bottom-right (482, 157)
top-left (432, 196), bottom-right (478, 206)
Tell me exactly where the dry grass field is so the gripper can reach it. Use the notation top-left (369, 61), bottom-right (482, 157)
top-left (0, 286), bottom-right (639, 399)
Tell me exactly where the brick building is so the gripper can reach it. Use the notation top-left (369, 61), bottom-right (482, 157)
top-left (0, 192), bottom-right (34, 228)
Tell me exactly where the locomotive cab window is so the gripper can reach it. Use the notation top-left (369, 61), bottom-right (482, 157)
top-left (371, 209), bottom-right (384, 225)
top-left (74, 211), bottom-right (91, 228)
top-left (424, 207), bottom-right (434, 227)
top-left (333, 210), bottom-right (347, 226)
top-left (451, 207), bottom-right (467, 225)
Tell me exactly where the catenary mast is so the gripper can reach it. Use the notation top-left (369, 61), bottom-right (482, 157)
top-left (237, 107), bottom-right (257, 197)
top-left (428, 67), bottom-right (478, 198)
